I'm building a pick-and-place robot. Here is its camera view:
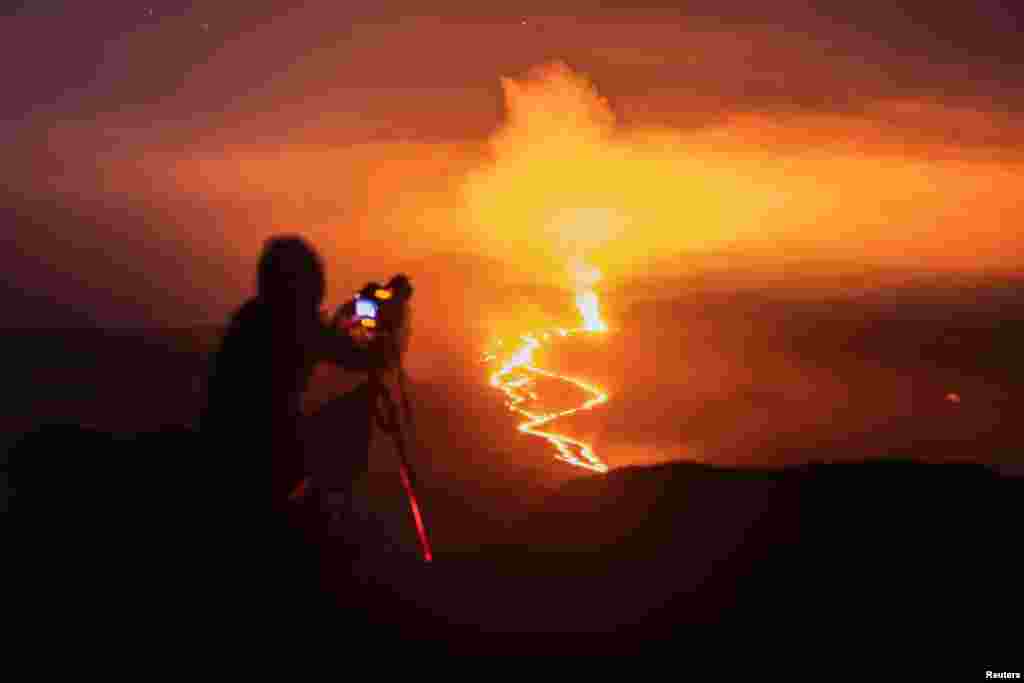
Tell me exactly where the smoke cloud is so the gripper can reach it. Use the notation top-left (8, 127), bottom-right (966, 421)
top-left (50, 54), bottom-right (1024, 321)
top-left (457, 61), bottom-right (1024, 285)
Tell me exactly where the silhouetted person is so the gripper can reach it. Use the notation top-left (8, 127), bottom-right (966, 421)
top-left (201, 235), bottom-right (395, 509)
top-left (199, 235), bottom-right (399, 619)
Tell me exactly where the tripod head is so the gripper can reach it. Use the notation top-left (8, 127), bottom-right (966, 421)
top-left (333, 274), bottom-right (413, 369)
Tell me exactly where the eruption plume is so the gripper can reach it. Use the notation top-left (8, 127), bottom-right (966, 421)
top-left (572, 258), bottom-right (608, 333)
top-left (480, 63), bottom-right (614, 473)
top-left (457, 60), bottom-right (1024, 284)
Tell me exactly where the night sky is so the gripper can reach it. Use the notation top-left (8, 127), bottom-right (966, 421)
top-left (3, 1), bottom-right (1022, 328)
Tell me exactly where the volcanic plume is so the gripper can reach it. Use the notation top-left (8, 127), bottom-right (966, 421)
top-left (457, 60), bottom-right (1024, 286)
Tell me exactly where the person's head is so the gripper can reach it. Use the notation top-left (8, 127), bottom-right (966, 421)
top-left (257, 235), bottom-right (326, 310)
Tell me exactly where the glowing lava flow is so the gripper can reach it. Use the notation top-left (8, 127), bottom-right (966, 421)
top-left (484, 267), bottom-right (611, 473)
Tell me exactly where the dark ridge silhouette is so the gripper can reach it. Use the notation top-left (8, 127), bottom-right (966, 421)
top-left (6, 278), bottom-right (1022, 650)
top-left (9, 419), bottom-right (1019, 650)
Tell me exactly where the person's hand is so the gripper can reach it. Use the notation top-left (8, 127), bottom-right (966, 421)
top-left (328, 302), bottom-right (353, 331)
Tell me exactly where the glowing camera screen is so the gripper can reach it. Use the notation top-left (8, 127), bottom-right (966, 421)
top-left (355, 298), bottom-right (378, 319)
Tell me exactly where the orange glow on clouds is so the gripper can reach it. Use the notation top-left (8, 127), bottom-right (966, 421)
top-left (456, 61), bottom-right (1024, 284)
top-left (128, 60), bottom-right (1024, 290)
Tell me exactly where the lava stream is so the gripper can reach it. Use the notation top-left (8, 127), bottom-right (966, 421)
top-left (486, 327), bottom-right (610, 473)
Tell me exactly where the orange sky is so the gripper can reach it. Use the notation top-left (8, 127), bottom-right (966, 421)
top-left (7, 5), bottom-right (1023, 326)
top-left (135, 59), bottom-right (1024, 291)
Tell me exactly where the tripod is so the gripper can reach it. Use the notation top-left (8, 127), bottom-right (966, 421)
top-left (366, 365), bottom-right (432, 562)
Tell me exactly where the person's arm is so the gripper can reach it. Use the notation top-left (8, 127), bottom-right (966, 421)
top-left (313, 316), bottom-right (393, 372)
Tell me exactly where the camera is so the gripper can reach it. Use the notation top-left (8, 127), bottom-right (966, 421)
top-left (334, 274), bottom-right (413, 359)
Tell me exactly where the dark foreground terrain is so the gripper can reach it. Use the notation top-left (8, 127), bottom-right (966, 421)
top-left (5, 282), bottom-right (1022, 653)
top-left (9, 429), bottom-right (1020, 654)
